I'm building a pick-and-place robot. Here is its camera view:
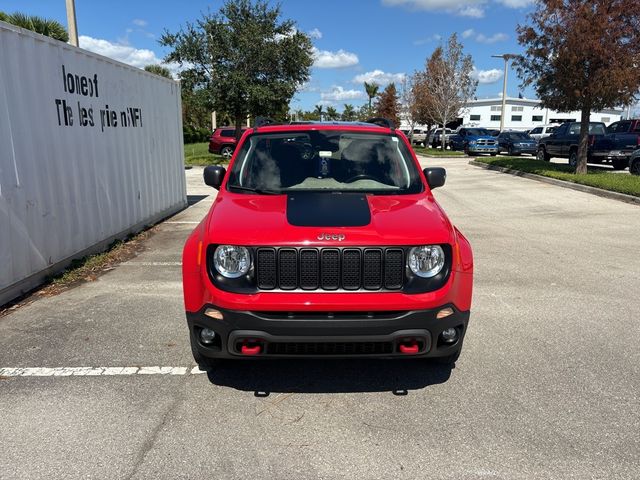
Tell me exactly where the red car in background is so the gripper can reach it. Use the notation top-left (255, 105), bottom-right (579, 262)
top-left (208, 127), bottom-right (247, 159)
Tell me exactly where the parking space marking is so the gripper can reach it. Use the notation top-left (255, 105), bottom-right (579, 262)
top-left (0, 366), bottom-right (204, 377)
top-left (121, 262), bottom-right (182, 266)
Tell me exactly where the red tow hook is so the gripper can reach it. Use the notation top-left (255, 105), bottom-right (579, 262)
top-left (241, 344), bottom-right (262, 355)
top-left (399, 342), bottom-right (419, 355)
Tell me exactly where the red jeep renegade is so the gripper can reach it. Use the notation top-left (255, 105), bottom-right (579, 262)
top-left (182, 119), bottom-right (473, 368)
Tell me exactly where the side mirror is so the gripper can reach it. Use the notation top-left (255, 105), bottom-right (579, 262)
top-left (423, 167), bottom-right (446, 190)
top-left (203, 165), bottom-right (226, 190)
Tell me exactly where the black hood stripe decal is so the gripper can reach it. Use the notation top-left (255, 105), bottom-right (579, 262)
top-left (286, 192), bottom-right (371, 227)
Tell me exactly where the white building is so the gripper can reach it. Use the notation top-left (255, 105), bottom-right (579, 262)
top-left (460, 97), bottom-right (624, 131)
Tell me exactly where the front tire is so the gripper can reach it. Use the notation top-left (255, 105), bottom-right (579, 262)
top-left (537, 147), bottom-right (550, 162)
top-left (220, 145), bottom-right (234, 159)
top-left (630, 159), bottom-right (640, 176)
top-left (568, 150), bottom-right (578, 168)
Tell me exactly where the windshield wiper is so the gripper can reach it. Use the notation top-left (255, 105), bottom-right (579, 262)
top-left (227, 185), bottom-right (282, 195)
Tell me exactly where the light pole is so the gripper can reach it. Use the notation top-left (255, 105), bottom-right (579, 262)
top-left (65, 0), bottom-right (79, 46)
top-left (491, 54), bottom-right (517, 132)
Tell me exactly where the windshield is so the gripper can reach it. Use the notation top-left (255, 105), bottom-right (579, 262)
top-left (510, 132), bottom-right (532, 140)
top-left (227, 130), bottom-right (423, 194)
top-left (467, 128), bottom-right (490, 136)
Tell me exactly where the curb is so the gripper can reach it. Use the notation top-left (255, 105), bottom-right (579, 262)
top-left (416, 154), bottom-right (467, 160)
top-left (469, 160), bottom-right (640, 206)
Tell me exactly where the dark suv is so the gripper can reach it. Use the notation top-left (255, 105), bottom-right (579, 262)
top-left (183, 120), bottom-right (474, 369)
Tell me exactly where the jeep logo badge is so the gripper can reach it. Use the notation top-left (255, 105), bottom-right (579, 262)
top-left (317, 233), bottom-right (346, 241)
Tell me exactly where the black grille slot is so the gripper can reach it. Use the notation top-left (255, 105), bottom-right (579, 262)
top-left (342, 249), bottom-right (362, 290)
top-left (256, 249), bottom-right (276, 289)
top-left (320, 249), bottom-right (340, 290)
top-left (255, 247), bottom-right (406, 291)
top-left (363, 249), bottom-right (383, 290)
top-left (267, 341), bottom-right (394, 355)
top-left (299, 249), bottom-right (319, 290)
top-left (384, 249), bottom-right (404, 289)
top-left (278, 249), bottom-right (297, 290)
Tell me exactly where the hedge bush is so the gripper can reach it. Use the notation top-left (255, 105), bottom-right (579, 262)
top-left (183, 126), bottom-right (212, 144)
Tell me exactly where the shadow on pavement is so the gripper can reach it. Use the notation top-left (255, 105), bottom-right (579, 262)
top-left (206, 358), bottom-right (453, 395)
top-left (187, 194), bottom-right (209, 206)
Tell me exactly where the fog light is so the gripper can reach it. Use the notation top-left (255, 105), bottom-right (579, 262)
top-left (200, 328), bottom-right (216, 344)
top-left (441, 327), bottom-right (458, 343)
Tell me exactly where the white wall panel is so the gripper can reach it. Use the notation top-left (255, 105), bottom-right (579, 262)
top-left (0, 22), bottom-right (187, 304)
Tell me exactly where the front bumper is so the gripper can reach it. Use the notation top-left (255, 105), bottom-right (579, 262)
top-left (511, 146), bottom-right (537, 154)
top-left (468, 145), bottom-right (498, 154)
top-left (187, 305), bottom-right (470, 359)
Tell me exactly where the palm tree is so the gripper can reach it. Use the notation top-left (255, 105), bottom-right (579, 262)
top-left (313, 104), bottom-right (324, 121)
top-left (325, 106), bottom-right (340, 121)
top-left (364, 81), bottom-right (379, 112)
top-left (342, 104), bottom-right (356, 121)
top-left (2, 12), bottom-right (69, 42)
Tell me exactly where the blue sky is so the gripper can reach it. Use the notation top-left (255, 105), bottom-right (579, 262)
top-left (2, 0), bottom-right (537, 110)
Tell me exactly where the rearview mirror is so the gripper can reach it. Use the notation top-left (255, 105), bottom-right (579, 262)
top-left (423, 167), bottom-right (446, 190)
top-left (203, 165), bottom-right (226, 190)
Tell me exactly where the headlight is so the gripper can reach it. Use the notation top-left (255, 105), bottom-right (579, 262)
top-left (469, 140), bottom-right (477, 145)
top-left (408, 245), bottom-right (445, 278)
top-left (213, 245), bottom-right (251, 278)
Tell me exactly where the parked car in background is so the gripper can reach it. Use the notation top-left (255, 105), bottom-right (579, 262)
top-left (497, 131), bottom-right (538, 156)
top-left (450, 127), bottom-right (499, 156)
top-left (606, 119), bottom-right (640, 153)
top-left (411, 128), bottom-right (428, 146)
top-left (209, 127), bottom-right (247, 159)
top-left (428, 128), bottom-right (454, 148)
top-left (629, 149), bottom-right (640, 175)
top-left (537, 121), bottom-right (629, 170)
top-left (529, 125), bottom-right (557, 142)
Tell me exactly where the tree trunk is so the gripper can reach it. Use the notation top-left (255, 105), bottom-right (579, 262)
top-left (441, 119), bottom-right (447, 151)
top-left (234, 114), bottom-right (244, 141)
top-left (576, 104), bottom-right (591, 174)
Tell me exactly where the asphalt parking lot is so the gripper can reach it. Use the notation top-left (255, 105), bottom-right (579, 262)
top-left (1, 158), bottom-right (639, 479)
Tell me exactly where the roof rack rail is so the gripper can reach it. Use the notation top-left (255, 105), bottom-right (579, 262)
top-left (254, 117), bottom-right (277, 130)
top-left (365, 117), bottom-right (395, 130)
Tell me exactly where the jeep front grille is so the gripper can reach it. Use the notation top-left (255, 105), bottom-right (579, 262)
top-left (476, 139), bottom-right (497, 146)
top-left (255, 247), bottom-right (404, 291)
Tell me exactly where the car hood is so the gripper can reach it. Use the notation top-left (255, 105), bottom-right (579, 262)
top-left (206, 192), bottom-right (454, 246)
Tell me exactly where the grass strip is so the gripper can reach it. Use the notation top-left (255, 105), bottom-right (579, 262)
top-left (184, 142), bottom-right (226, 166)
top-left (475, 157), bottom-right (639, 197)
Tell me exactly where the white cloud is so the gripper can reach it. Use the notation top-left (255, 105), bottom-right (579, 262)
top-left (462, 29), bottom-right (475, 39)
top-left (320, 86), bottom-right (366, 102)
top-left (308, 28), bottom-right (322, 39)
top-left (382, 0), bottom-right (534, 17)
top-left (352, 70), bottom-right (406, 86)
top-left (79, 35), bottom-right (180, 77)
top-left (476, 32), bottom-right (508, 44)
top-left (471, 67), bottom-right (503, 84)
top-left (312, 47), bottom-right (359, 68)
top-left (132, 19), bottom-right (147, 27)
top-left (414, 34), bottom-right (442, 45)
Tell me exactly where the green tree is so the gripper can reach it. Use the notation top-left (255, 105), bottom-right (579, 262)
top-left (364, 81), bottom-right (379, 112)
top-left (516, 0), bottom-right (640, 173)
top-left (375, 83), bottom-right (400, 127)
top-left (1, 11), bottom-right (68, 42)
top-left (160, 0), bottom-right (313, 140)
top-left (341, 104), bottom-right (356, 121)
top-left (144, 64), bottom-right (173, 79)
top-left (325, 106), bottom-right (340, 121)
top-left (313, 104), bottom-right (324, 121)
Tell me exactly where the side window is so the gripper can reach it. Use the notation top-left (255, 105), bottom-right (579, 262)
top-left (554, 124), bottom-right (567, 136)
top-left (568, 123), bottom-right (581, 135)
top-left (616, 121), bottom-right (631, 133)
top-left (220, 129), bottom-right (235, 137)
top-left (633, 122), bottom-right (640, 133)
top-left (607, 122), bottom-right (619, 134)
top-left (530, 127), bottom-right (541, 135)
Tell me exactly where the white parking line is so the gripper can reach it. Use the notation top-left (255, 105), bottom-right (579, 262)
top-left (121, 262), bottom-right (182, 266)
top-left (0, 366), bottom-right (206, 377)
